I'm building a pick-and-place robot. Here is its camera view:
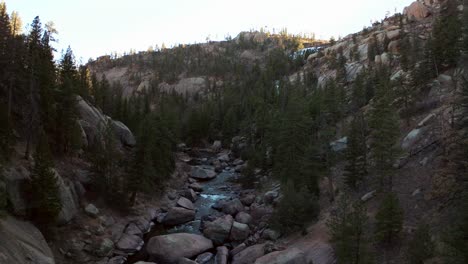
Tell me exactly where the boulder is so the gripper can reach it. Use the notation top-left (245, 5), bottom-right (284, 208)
top-left (77, 96), bottom-right (135, 147)
top-left (235, 212), bottom-right (253, 225)
top-left (178, 258), bottom-right (198, 264)
top-left (0, 216), bottom-right (55, 264)
top-left (381, 52), bottom-right (391, 65)
top-left (212, 140), bottom-right (222, 152)
top-left (196, 252), bottom-right (214, 264)
top-left (386, 29), bottom-right (400, 41)
top-left (162, 207), bottom-right (195, 226)
top-left (221, 198), bottom-right (244, 215)
top-left (3, 166), bottom-right (30, 216)
top-left (240, 193), bottom-right (256, 206)
top-left (345, 62), bottom-right (364, 82)
top-left (95, 238), bottom-right (114, 257)
top-left (388, 40), bottom-right (400, 54)
top-left (147, 233), bottom-right (214, 263)
top-left (254, 247), bottom-right (306, 264)
top-left (85, 203), bottom-right (100, 218)
top-left (230, 221), bottom-right (251, 241)
top-left (404, 1), bottom-right (431, 21)
top-left (112, 120), bottom-right (136, 147)
top-left (115, 233), bottom-right (143, 254)
top-left (56, 171), bottom-right (79, 224)
top-left (250, 203), bottom-right (273, 223)
top-left (262, 229), bottom-right (281, 241)
top-left (191, 166), bottom-right (217, 180)
top-left (263, 191), bottom-right (279, 205)
top-left (107, 256), bottom-right (126, 264)
top-left (125, 222), bottom-right (143, 237)
top-left (215, 246), bottom-right (229, 264)
top-left (189, 182), bottom-right (204, 192)
top-left (177, 196), bottom-right (195, 210)
top-left (232, 244), bottom-right (266, 264)
top-left (361, 190), bottom-right (377, 202)
top-left (330, 137), bottom-right (348, 152)
top-left (203, 214), bottom-right (234, 245)
top-left (402, 128), bottom-right (422, 149)
top-left (183, 188), bottom-right (198, 202)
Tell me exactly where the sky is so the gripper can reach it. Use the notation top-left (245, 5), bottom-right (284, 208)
top-left (7, 0), bottom-right (414, 62)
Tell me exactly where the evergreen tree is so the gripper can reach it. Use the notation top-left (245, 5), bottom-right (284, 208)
top-left (90, 120), bottom-right (123, 204)
top-left (369, 69), bottom-right (400, 189)
top-left (351, 71), bottom-right (368, 110)
top-left (432, 0), bottom-right (462, 69)
top-left (56, 47), bottom-right (81, 154)
top-left (375, 192), bottom-right (403, 246)
top-left (28, 131), bottom-right (62, 225)
top-left (344, 113), bottom-right (368, 189)
top-left (406, 223), bottom-right (434, 264)
top-left (270, 181), bottom-right (319, 234)
top-left (399, 33), bottom-right (412, 72)
top-left (367, 35), bottom-right (378, 64)
top-left (328, 197), bottom-right (373, 264)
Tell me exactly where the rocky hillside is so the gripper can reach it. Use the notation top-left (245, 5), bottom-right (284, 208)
top-left (1, 0), bottom-right (468, 264)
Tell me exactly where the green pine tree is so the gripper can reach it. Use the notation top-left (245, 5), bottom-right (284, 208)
top-left (328, 197), bottom-right (373, 264)
top-left (369, 70), bottom-right (400, 189)
top-left (344, 113), bottom-right (368, 189)
top-left (375, 192), bottom-right (403, 246)
top-left (28, 131), bottom-right (62, 225)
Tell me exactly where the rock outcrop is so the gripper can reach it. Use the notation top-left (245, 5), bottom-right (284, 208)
top-left (77, 96), bottom-right (135, 147)
top-left (404, 1), bottom-right (431, 21)
top-left (0, 216), bottom-right (55, 264)
top-left (147, 233), bottom-right (214, 263)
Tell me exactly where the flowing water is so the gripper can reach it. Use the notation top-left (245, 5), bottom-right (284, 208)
top-left (126, 150), bottom-right (241, 263)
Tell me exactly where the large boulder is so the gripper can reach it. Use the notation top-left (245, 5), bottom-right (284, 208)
top-left (232, 244), bottom-right (266, 264)
top-left (177, 197), bottom-right (195, 210)
top-left (76, 96), bottom-right (135, 147)
top-left (404, 1), bottom-right (431, 21)
top-left (221, 198), bottom-right (244, 215)
top-left (191, 167), bottom-right (217, 180)
top-left (235, 212), bottom-right (253, 225)
top-left (3, 166), bottom-right (30, 216)
top-left (229, 221), bottom-right (250, 241)
top-left (162, 207), bottom-right (195, 226)
top-left (254, 248), bottom-right (306, 264)
top-left (56, 170), bottom-right (79, 224)
top-left (147, 233), bottom-right (214, 263)
top-left (115, 233), bottom-right (144, 254)
top-left (203, 214), bottom-right (234, 245)
top-left (215, 246), bottom-right (229, 264)
top-left (0, 215), bottom-right (55, 264)
top-left (111, 120), bottom-right (136, 147)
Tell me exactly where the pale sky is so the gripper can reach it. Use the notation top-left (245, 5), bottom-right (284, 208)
top-left (7, 0), bottom-right (414, 62)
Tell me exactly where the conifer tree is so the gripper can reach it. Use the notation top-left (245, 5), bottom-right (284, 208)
top-left (271, 181), bottom-right (319, 234)
top-left (90, 120), bottom-right (123, 204)
top-left (28, 131), bottom-right (62, 225)
top-left (432, 0), bottom-right (462, 69)
top-left (328, 197), bottom-right (373, 264)
top-left (344, 113), bottom-right (368, 189)
top-left (375, 192), bottom-right (403, 246)
top-left (369, 69), bottom-right (400, 189)
top-left (56, 47), bottom-right (81, 154)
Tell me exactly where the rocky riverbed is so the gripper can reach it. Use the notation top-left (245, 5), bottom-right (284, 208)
top-left (120, 145), bottom-right (282, 264)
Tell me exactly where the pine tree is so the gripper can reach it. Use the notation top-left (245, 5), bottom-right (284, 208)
top-left (369, 69), bottom-right (400, 189)
top-left (367, 35), bottom-right (378, 64)
top-left (28, 131), bottom-right (62, 225)
top-left (406, 223), bottom-right (434, 264)
top-left (90, 120), bottom-right (123, 204)
top-left (328, 197), bottom-right (373, 264)
top-left (375, 192), bottom-right (403, 246)
top-left (432, 0), bottom-right (462, 69)
top-left (271, 181), bottom-right (319, 234)
top-left (56, 47), bottom-right (81, 154)
top-left (351, 71), bottom-right (368, 110)
top-left (344, 113), bottom-right (368, 189)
